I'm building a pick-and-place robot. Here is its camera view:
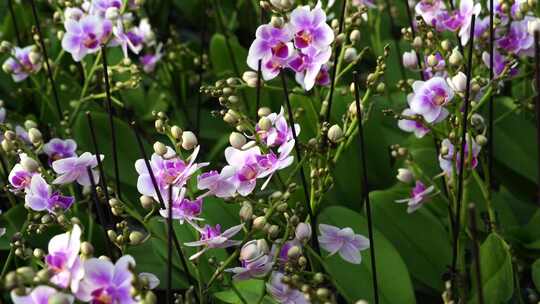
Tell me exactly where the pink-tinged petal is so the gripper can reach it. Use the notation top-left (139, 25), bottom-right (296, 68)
top-left (134, 159), bottom-right (148, 175)
top-left (25, 195), bottom-right (47, 211)
top-left (237, 180), bottom-right (256, 196)
top-left (52, 157), bottom-right (78, 174)
top-left (112, 255), bottom-right (135, 287)
top-left (65, 19), bottom-right (82, 34)
top-left (76, 168), bottom-right (98, 186)
top-left (351, 234), bottom-right (370, 251)
top-left (221, 224), bottom-right (244, 239)
top-left (318, 235), bottom-right (342, 256)
top-left (422, 105), bottom-right (442, 123)
top-left (137, 174), bottom-right (156, 196)
top-left (52, 171), bottom-right (79, 185)
top-left (290, 6), bottom-right (312, 29)
top-left (339, 243), bottom-right (362, 264)
top-left (247, 39), bottom-right (270, 70)
top-left (83, 258), bottom-right (114, 286)
top-left (62, 33), bottom-right (82, 53)
top-left (312, 25), bottom-right (334, 49)
top-left (29, 175), bottom-right (50, 199)
top-left (303, 65), bottom-right (320, 91)
top-left (11, 286), bottom-right (62, 304)
top-left (319, 224), bottom-right (340, 236)
top-left (81, 16), bottom-right (103, 37)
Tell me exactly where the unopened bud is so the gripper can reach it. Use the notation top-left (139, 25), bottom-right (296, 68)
top-left (258, 107), bottom-right (272, 117)
top-left (229, 132), bottom-right (246, 148)
top-left (81, 242), bottom-right (94, 256)
top-left (396, 168), bottom-right (413, 183)
top-left (239, 202), bottom-right (253, 222)
top-left (295, 222), bottom-right (312, 242)
top-left (129, 231), bottom-right (146, 245)
top-left (171, 126), bottom-right (182, 140)
top-left (427, 54), bottom-right (439, 67)
top-left (153, 141), bottom-right (167, 156)
top-left (258, 116), bottom-right (272, 131)
top-left (253, 216), bottom-right (266, 230)
top-left (28, 128), bottom-right (42, 144)
top-left (402, 50), bottom-right (418, 69)
top-left (242, 71), bottom-right (259, 87)
top-left (344, 48), bottom-right (357, 62)
top-left (181, 131), bottom-right (198, 150)
top-left (449, 48), bottom-right (463, 66)
top-left (350, 29), bottom-right (361, 43)
top-left (21, 157), bottom-right (39, 172)
top-left (139, 195), bottom-right (154, 209)
top-left (327, 125), bottom-right (343, 143)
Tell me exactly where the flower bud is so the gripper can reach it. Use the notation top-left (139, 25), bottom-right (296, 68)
top-left (240, 239), bottom-right (268, 261)
top-left (258, 107), bottom-right (272, 117)
top-left (229, 132), bottom-right (246, 148)
top-left (181, 131), bottom-right (198, 150)
top-left (476, 134), bottom-right (488, 146)
top-left (171, 126), bottom-right (182, 140)
top-left (16, 267), bottom-right (35, 282)
top-left (258, 116), bottom-right (272, 131)
top-left (412, 36), bottom-right (423, 49)
top-left (270, 0), bottom-right (294, 10)
top-left (327, 125), bottom-right (343, 143)
top-left (239, 202), bottom-right (253, 222)
top-left (0, 41), bottom-right (12, 53)
top-left (129, 231), bottom-right (146, 245)
top-left (449, 48), bottom-right (463, 66)
top-left (528, 18), bottom-right (540, 35)
top-left (287, 246), bottom-right (302, 259)
top-left (21, 157), bottom-right (39, 172)
top-left (448, 72), bottom-right (467, 93)
top-left (295, 222), bottom-right (312, 242)
top-left (81, 242), bottom-right (94, 256)
top-left (2, 62), bottom-right (13, 74)
top-left (253, 216), bottom-right (266, 230)
top-left (28, 128), bottom-right (42, 144)
top-left (270, 16), bottom-right (284, 27)
top-left (441, 40), bottom-right (451, 51)
top-left (1, 139), bottom-right (13, 152)
top-left (28, 52), bottom-right (41, 65)
top-left (24, 120), bottom-right (37, 130)
top-left (4, 130), bottom-right (15, 141)
top-left (427, 54), bottom-right (439, 67)
top-left (349, 29), bottom-right (361, 43)
top-left (242, 71), bottom-right (259, 87)
top-left (105, 7), bottom-right (119, 19)
top-left (396, 168), bottom-right (413, 183)
top-left (153, 141), bottom-right (167, 156)
top-left (344, 47), bottom-right (357, 62)
top-left (402, 50), bottom-right (418, 69)
top-left (139, 195), bottom-right (154, 209)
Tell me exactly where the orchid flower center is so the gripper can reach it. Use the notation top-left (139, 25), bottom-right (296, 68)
top-left (238, 164), bottom-right (258, 181)
top-left (83, 33), bottom-right (99, 49)
top-left (91, 288), bottom-right (113, 304)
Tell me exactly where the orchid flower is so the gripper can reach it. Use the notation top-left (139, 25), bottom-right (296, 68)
top-left (52, 152), bottom-right (103, 186)
top-left (408, 76), bottom-right (454, 123)
top-left (43, 138), bottom-right (77, 163)
top-left (2, 46), bottom-right (42, 82)
top-left (158, 187), bottom-right (203, 224)
top-left (62, 15), bottom-right (113, 61)
top-left (11, 286), bottom-right (74, 304)
top-left (266, 272), bottom-right (309, 304)
top-left (25, 175), bottom-right (74, 213)
top-left (396, 181), bottom-right (435, 213)
top-left (318, 224), bottom-right (370, 264)
top-left (45, 224), bottom-right (84, 292)
top-left (184, 224), bottom-right (244, 260)
top-left (76, 255), bottom-right (137, 304)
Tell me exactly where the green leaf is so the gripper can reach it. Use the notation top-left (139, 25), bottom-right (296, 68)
top-left (213, 279), bottom-right (276, 304)
top-left (209, 34), bottom-right (248, 77)
top-left (469, 234), bottom-right (514, 304)
top-left (289, 94), bottom-right (319, 140)
top-left (532, 259), bottom-right (540, 292)
top-left (318, 206), bottom-right (416, 304)
top-left (370, 185), bottom-right (452, 291)
top-left (72, 112), bottom-right (141, 190)
top-left (0, 204), bottom-right (27, 250)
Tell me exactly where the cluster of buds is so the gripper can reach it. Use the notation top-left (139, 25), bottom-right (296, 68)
top-left (107, 220), bottom-right (148, 248)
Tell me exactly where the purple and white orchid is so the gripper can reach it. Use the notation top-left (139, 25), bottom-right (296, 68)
top-left (52, 152), bottom-right (103, 186)
top-left (395, 181), bottom-right (435, 213)
top-left (62, 15), bottom-right (113, 61)
top-left (318, 224), bottom-right (370, 264)
top-left (76, 255), bottom-right (137, 304)
top-left (25, 175), bottom-right (74, 213)
top-left (184, 224), bottom-right (244, 260)
top-left (247, 24), bottom-right (293, 80)
top-left (45, 224), bottom-right (84, 292)
top-left (397, 108), bottom-right (431, 138)
top-left (11, 286), bottom-right (74, 304)
top-left (159, 187), bottom-right (203, 224)
top-left (2, 46), bottom-right (42, 82)
top-left (43, 138), bottom-right (77, 162)
top-left (408, 77), bottom-right (454, 123)
top-left (289, 4), bottom-right (334, 50)
top-left (266, 272), bottom-right (309, 304)
top-left (288, 46), bottom-right (332, 90)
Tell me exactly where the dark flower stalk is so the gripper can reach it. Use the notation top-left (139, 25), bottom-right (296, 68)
top-left (535, 31), bottom-right (540, 205)
top-left (280, 72), bottom-right (321, 255)
top-left (488, 0), bottom-right (495, 197)
top-left (353, 71), bottom-right (379, 304)
top-left (256, 7), bottom-right (264, 119)
top-left (100, 48), bottom-right (121, 199)
top-left (8, 0), bottom-right (22, 45)
top-left (383, 0), bottom-right (406, 80)
top-left (130, 122), bottom-right (199, 301)
top-left (86, 112), bottom-right (114, 224)
top-left (167, 186), bottom-right (173, 304)
top-left (325, 0), bottom-right (348, 122)
top-left (86, 166), bottom-right (114, 259)
top-left (468, 203), bottom-right (484, 304)
top-left (29, 0), bottom-right (63, 119)
top-left (451, 14), bottom-right (476, 285)
top-left (196, 2), bottom-right (207, 136)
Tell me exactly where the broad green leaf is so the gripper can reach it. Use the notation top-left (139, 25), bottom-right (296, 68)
top-left (318, 206), bottom-right (416, 304)
top-left (0, 204), bottom-right (26, 250)
top-left (370, 185), bottom-right (451, 291)
top-left (532, 259), bottom-right (540, 292)
top-left (213, 279), bottom-right (277, 304)
top-left (469, 234), bottom-right (513, 304)
top-left (209, 34), bottom-right (248, 77)
top-left (73, 112), bottom-right (141, 190)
